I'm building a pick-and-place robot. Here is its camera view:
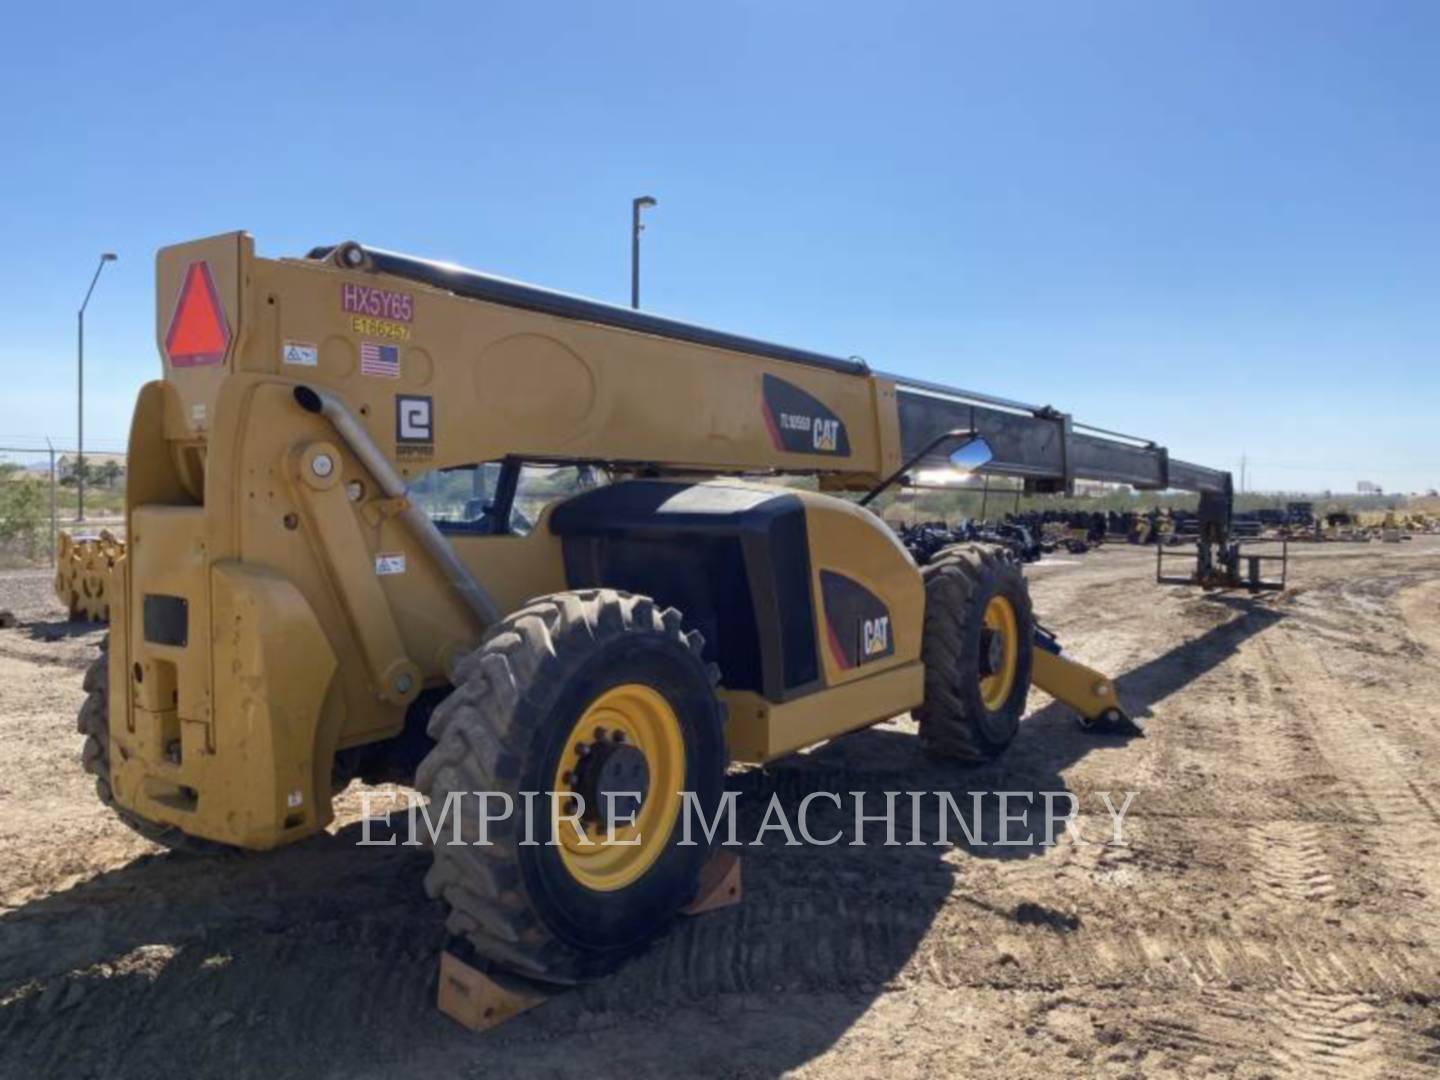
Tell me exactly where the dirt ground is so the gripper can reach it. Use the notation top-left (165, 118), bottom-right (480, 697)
top-left (1, 540), bottom-right (1438, 1079)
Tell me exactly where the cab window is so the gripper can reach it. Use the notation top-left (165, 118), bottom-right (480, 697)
top-left (409, 461), bottom-right (606, 536)
top-left (510, 464), bottom-right (607, 535)
top-left (408, 462), bottom-right (507, 534)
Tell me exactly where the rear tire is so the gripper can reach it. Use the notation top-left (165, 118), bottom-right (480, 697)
top-left (77, 639), bottom-right (228, 854)
top-left (417, 589), bottom-right (726, 984)
top-left (915, 544), bottom-right (1034, 761)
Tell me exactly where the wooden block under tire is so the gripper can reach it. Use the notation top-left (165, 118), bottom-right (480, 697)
top-left (436, 851), bottom-right (741, 1032)
top-left (681, 850), bottom-right (742, 916)
top-left (437, 951), bottom-right (548, 1032)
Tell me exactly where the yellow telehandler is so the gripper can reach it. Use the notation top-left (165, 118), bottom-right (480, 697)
top-left (81, 231), bottom-right (1266, 982)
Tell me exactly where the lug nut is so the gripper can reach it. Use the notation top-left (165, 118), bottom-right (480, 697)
top-left (593, 726), bottom-right (607, 741)
top-left (575, 743), bottom-right (591, 757)
top-left (612, 730), bottom-right (626, 744)
top-left (311, 453), bottom-right (334, 478)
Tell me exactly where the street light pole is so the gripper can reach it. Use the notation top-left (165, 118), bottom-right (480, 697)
top-left (77, 252), bottom-right (117, 523)
top-left (631, 196), bottom-right (656, 309)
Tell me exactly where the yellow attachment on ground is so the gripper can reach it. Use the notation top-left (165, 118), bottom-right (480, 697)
top-left (1030, 646), bottom-right (1124, 726)
top-left (551, 683), bottom-right (687, 892)
top-left (54, 530), bottom-right (125, 622)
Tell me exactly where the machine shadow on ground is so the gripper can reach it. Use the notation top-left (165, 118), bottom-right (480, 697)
top-left (0, 601), bottom-right (1286, 1078)
top-left (21, 619), bottom-right (102, 643)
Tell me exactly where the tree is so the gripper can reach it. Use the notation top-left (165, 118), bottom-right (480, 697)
top-left (96, 459), bottom-right (124, 489)
top-left (57, 455), bottom-right (92, 487)
top-left (0, 463), bottom-right (45, 560)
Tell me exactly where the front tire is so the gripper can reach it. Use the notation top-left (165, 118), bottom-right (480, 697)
top-left (417, 589), bottom-right (726, 984)
top-left (915, 544), bottom-right (1034, 761)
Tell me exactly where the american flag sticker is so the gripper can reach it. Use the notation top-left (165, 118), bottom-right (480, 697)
top-left (360, 341), bottom-right (400, 378)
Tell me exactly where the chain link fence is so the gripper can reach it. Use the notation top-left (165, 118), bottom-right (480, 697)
top-left (0, 440), bottom-right (127, 568)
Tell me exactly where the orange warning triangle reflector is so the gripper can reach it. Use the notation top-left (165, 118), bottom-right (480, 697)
top-left (165, 261), bottom-right (231, 368)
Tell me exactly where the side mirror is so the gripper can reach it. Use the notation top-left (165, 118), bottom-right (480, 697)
top-left (948, 437), bottom-right (993, 474)
top-left (859, 430), bottom-right (992, 506)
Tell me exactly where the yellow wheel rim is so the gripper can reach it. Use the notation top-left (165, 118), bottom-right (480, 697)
top-left (551, 683), bottom-right (686, 892)
top-left (979, 595), bottom-right (1019, 711)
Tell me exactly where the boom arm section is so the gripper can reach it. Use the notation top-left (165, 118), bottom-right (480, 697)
top-left (305, 240), bottom-right (1233, 523)
top-left (890, 378), bottom-right (1278, 587)
top-left (889, 375), bottom-right (1229, 500)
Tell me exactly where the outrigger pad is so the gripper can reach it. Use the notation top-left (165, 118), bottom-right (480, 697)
top-left (1077, 708), bottom-right (1146, 737)
top-left (1030, 636), bottom-right (1141, 737)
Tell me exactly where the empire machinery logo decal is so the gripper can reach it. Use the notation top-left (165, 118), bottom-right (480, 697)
top-left (395, 394), bottom-right (434, 461)
top-left (761, 374), bottom-right (851, 457)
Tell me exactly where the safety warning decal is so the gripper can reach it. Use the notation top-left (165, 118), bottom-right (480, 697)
top-left (375, 553), bottom-right (406, 576)
top-left (282, 340), bottom-right (318, 367)
top-left (165, 260), bottom-right (231, 368)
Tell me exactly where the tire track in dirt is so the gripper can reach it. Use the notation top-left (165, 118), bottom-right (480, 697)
top-left (1397, 578), bottom-right (1440, 661)
top-left (565, 888), bottom-right (1436, 1005)
top-left (1130, 986), bottom-right (1270, 1062)
top-left (1249, 820), bottom-right (1337, 904)
top-left (1237, 573), bottom-right (1440, 1077)
top-left (1268, 989), bottom-right (1379, 1078)
top-left (1072, 569), bottom-right (1434, 1076)
top-left (5, 544), bottom-right (1438, 1079)
top-left (1265, 626), bottom-right (1440, 907)
top-left (1230, 637), bottom-right (1347, 914)
top-left (1282, 568), bottom-right (1440, 765)
top-left (1023, 555), bottom-right (1440, 1076)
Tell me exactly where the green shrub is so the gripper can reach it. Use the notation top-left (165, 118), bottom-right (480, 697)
top-left (0, 464), bottom-right (46, 561)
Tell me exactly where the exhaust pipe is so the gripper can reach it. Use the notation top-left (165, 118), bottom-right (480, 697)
top-left (294, 385), bottom-right (500, 628)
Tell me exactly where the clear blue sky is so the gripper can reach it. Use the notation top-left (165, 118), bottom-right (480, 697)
top-left (3, 1), bottom-right (1436, 492)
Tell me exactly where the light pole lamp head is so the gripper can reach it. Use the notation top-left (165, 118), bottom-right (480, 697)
top-left (634, 196), bottom-right (657, 211)
top-left (101, 252), bottom-right (118, 262)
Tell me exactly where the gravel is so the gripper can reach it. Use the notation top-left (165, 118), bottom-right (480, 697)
top-left (0, 569), bottom-right (66, 624)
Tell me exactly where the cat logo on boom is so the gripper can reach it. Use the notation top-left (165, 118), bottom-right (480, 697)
top-left (761, 374), bottom-right (851, 457)
top-left (813, 417), bottom-right (840, 452)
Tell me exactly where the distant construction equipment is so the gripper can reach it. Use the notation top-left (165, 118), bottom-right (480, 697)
top-left (53, 530), bottom-right (123, 621)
